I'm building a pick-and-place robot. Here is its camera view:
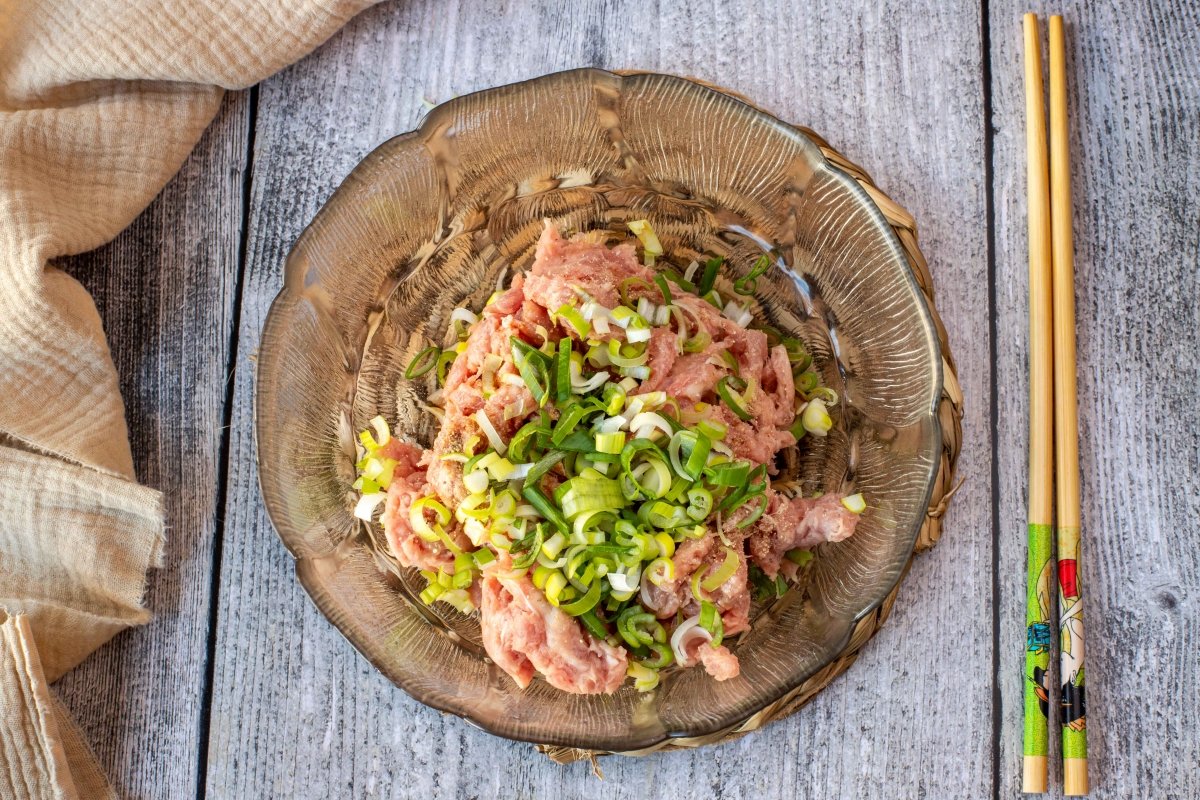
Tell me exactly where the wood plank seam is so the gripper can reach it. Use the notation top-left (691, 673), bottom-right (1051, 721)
top-left (979, 1), bottom-right (1004, 798)
top-left (194, 85), bottom-right (260, 800)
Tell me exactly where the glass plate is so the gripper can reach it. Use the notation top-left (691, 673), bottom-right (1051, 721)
top-left (255, 68), bottom-right (942, 751)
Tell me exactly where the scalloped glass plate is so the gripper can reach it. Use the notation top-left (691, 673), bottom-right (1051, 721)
top-left (255, 68), bottom-right (942, 751)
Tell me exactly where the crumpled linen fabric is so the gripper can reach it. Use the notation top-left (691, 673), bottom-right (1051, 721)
top-left (0, 1), bottom-right (380, 795)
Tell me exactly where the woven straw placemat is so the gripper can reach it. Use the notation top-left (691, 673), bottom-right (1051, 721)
top-left (537, 114), bottom-right (965, 766)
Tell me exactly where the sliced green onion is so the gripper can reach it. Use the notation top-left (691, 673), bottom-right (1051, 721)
top-left (628, 219), bottom-right (664, 259)
top-left (558, 476), bottom-right (625, 519)
top-left (802, 398), bottom-right (834, 436)
top-left (785, 548), bottom-right (814, 567)
top-left (686, 486), bottom-right (713, 520)
top-left (716, 375), bottom-right (752, 421)
top-left (649, 273), bottom-right (672, 307)
top-left (619, 438), bottom-right (667, 499)
top-left (698, 600), bottom-right (725, 647)
top-left (705, 460), bottom-right (751, 487)
top-left (510, 524), bottom-right (546, 569)
top-left (551, 403), bottom-right (589, 445)
top-left (782, 337), bottom-right (812, 368)
top-left (595, 431), bottom-right (626, 455)
top-left (685, 434), bottom-right (711, 479)
top-left (694, 418), bottom-right (727, 441)
top-left (627, 661), bottom-right (660, 692)
top-left (544, 570), bottom-right (568, 605)
top-left (554, 430), bottom-right (596, 452)
top-left (682, 330), bottom-right (711, 353)
top-left (643, 500), bottom-right (688, 529)
top-left (555, 337), bottom-right (572, 404)
top-left (697, 256), bottom-right (722, 295)
top-left (487, 457), bottom-right (518, 481)
top-left (640, 641), bottom-right (674, 669)
top-left (733, 253), bottom-right (772, 295)
top-left (462, 468), bottom-right (489, 495)
top-left (580, 609), bottom-right (610, 640)
top-left (522, 485), bottom-right (569, 534)
top-left (525, 449), bottom-right (566, 486)
top-left (616, 608), bottom-right (662, 648)
top-left (630, 411), bottom-right (673, 440)
top-left (405, 346), bottom-right (441, 379)
top-left (554, 304), bottom-right (591, 339)
top-left (666, 429), bottom-right (695, 479)
top-left (352, 476), bottom-right (382, 494)
top-left (440, 589), bottom-right (476, 614)
top-left (541, 531), bottom-right (567, 559)
top-left (700, 548), bottom-right (740, 591)
top-left (810, 386), bottom-right (839, 406)
top-left (606, 339), bottom-right (648, 368)
top-left (662, 266), bottom-right (697, 294)
top-left (436, 350), bottom-right (457, 385)
top-left (474, 409), bottom-right (507, 455)
top-left (507, 419), bottom-right (543, 462)
top-left (719, 349), bottom-right (741, 375)
top-left (841, 493), bottom-right (866, 513)
top-left (795, 370), bottom-right (820, 393)
top-left (409, 496), bottom-right (451, 541)
top-left (734, 492), bottom-right (769, 528)
top-left (602, 382), bottom-right (627, 415)
top-left (646, 556), bottom-right (675, 586)
top-left (353, 492), bottom-right (386, 521)
top-left (512, 338), bottom-right (550, 404)
top-left (560, 576), bottom-right (602, 615)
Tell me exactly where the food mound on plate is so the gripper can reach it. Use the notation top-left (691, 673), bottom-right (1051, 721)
top-left (352, 220), bottom-right (864, 694)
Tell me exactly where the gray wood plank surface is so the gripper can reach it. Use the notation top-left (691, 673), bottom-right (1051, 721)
top-left (989, 2), bottom-right (1200, 798)
top-left (52, 92), bottom-right (250, 800)
top-left (205, 1), bottom-right (993, 798)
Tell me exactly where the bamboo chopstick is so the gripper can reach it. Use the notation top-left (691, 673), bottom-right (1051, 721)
top-left (1049, 14), bottom-right (1089, 796)
top-left (1022, 12), bottom-right (1055, 796)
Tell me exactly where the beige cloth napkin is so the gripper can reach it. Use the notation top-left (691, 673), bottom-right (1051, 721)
top-left (0, 1), bottom-right (379, 796)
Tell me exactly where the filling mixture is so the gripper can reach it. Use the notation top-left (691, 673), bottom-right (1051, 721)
top-left (353, 221), bottom-right (863, 694)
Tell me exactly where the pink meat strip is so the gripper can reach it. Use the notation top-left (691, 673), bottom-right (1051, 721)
top-left (633, 325), bottom-right (679, 394)
top-left (756, 344), bottom-right (798, 428)
top-left (694, 641), bottom-right (740, 681)
top-left (379, 440), bottom-right (470, 573)
top-left (705, 404), bottom-right (797, 470)
top-left (675, 294), bottom-right (770, 385)
top-left (422, 413), bottom-right (471, 511)
top-left (430, 276), bottom-right (542, 511)
top-left (640, 530), bottom-right (751, 636)
top-left (747, 491), bottom-right (861, 579)
top-left (479, 567), bottom-right (628, 693)
top-left (657, 347), bottom-right (728, 405)
top-left (524, 222), bottom-right (655, 311)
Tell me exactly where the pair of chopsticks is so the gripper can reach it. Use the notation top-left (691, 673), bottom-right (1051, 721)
top-left (1022, 13), bottom-right (1088, 797)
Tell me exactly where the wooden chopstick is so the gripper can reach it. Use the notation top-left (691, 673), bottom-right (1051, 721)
top-left (1022, 11), bottom-right (1055, 796)
top-left (1049, 14), bottom-right (1089, 796)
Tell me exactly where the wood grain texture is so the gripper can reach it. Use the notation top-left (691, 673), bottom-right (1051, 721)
top-left (205, 1), bottom-right (993, 798)
top-left (990, 3), bottom-right (1200, 798)
top-left (52, 92), bottom-right (250, 800)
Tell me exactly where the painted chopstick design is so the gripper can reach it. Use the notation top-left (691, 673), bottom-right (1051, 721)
top-left (1048, 14), bottom-right (1089, 796)
top-left (1022, 12), bottom-right (1055, 796)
